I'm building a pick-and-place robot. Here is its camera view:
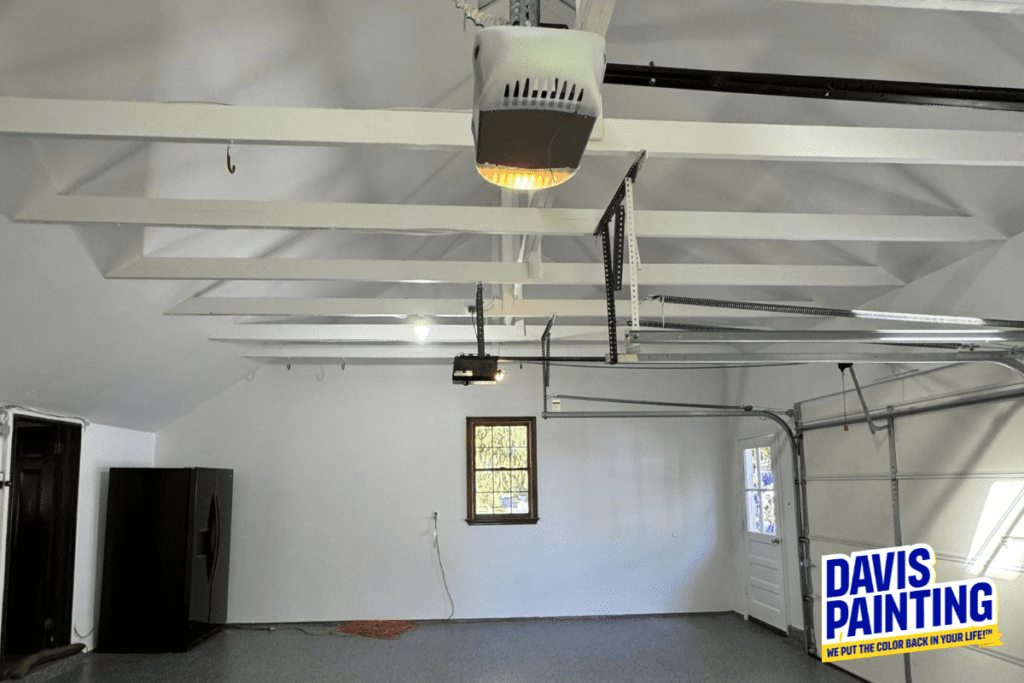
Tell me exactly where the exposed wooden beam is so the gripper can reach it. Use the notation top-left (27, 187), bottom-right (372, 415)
top-left (17, 194), bottom-right (1001, 243)
top-left (6, 96), bottom-right (1024, 165)
top-left (116, 258), bottom-right (901, 287)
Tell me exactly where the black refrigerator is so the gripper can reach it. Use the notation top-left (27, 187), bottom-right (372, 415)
top-left (99, 467), bottom-right (233, 652)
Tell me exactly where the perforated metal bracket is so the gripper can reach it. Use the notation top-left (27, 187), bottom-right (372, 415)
top-left (592, 150), bottom-right (647, 238)
top-left (475, 283), bottom-right (486, 357)
top-left (599, 222), bottom-right (618, 362)
top-left (593, 151), bottom-right (647, 364)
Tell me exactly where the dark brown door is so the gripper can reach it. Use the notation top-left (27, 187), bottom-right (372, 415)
top-left (1, 416), bottom-right (81, 662)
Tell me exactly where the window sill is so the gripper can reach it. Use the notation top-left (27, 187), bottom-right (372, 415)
top-left (466, 517), bottom-right (539, 526)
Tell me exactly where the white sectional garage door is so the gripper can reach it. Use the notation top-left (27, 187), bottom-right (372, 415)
top-left (797, 367), bottom-right (1024, 683)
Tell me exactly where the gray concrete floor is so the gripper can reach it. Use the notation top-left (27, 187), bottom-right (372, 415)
top-left (18, 613), bottom-right (862, 683)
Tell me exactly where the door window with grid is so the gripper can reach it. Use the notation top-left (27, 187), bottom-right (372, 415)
top-left (466, 417), bottom-right (538, 525)
top-left (744, 445), bottom-right (776, 535)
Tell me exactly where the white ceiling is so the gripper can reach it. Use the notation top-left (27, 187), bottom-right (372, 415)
top-left (3, 0), bottom-right (1024, 430)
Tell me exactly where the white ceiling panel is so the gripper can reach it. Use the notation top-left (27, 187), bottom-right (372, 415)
top-left (2, 0), bottom-right (1024, 429)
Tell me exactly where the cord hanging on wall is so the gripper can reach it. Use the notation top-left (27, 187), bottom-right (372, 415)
top-left (226, 145), bottom-right (236, 174)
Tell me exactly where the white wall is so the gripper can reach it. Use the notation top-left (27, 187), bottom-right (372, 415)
top-left (0, 409), bottom-right (154, 653)
top-left (724, 232), bottom-right (1024, 637)
top-left (155, 362), bottom-right (738, 623)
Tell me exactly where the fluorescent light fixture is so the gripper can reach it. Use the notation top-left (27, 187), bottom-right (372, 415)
top-left (852, 310), bottom-right (986, 326)
top-left (471, 27), bottom-right (606, 191)
top-left (879, 335), bottom-right (1004, 343)
top-left (877, 329), bottom-right (1000, 334)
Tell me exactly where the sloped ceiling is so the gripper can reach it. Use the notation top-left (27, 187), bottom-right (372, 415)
top-left (2, 0), bottom-right (1024, 430)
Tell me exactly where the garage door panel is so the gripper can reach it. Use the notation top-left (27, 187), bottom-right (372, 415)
top-left (809, 540), bottom-right (881, 600)
top-left (899, 478), bottom-right (1024, 565)
top-left (895, 402), bottom-right (1024, 476)
top-left (811, 605), bottom-right (906, 683)
top-left (899, 478), bottom-right (997, 558)
top-left (807, 480), bottom-right (895, 547)
top-left (929, 557), bottom-right (1024, 662)
top-left (912, 645), bottom-right (1023, 683)
top-left (805, 425), bottom-right (891, 478)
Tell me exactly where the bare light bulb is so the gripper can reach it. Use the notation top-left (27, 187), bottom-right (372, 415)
top-left (413, 321), bottom-right (430, 342)
top-left (476, 164), bottom-right (575, 191)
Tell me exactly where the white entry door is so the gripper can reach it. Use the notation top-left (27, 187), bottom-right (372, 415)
top-left (741, 436), bottom-right (789, 632)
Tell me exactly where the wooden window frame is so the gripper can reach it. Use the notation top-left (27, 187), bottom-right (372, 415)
top-left (466, 416), bottom-right (539, 525)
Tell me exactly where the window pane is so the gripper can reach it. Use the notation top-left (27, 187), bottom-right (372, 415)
top-left (511, 493), bottom-right (529, 514)
top-left (476, 445), bottom-right (493, 470)
top-left (511, 425), bottom-right (527, 447)
top-left (511, 470), bottom-right (529, 492)
top-left (510, 446), bottom-right (527, 468)
top-left (492, 492), bottom-right (510, 513)
top-left (476, 426), bottom-right (492, 449)
top-left (745, 448), bottom-right (758, 489)
top-left (759, 447), bottom-right (773, 489)
top-left (476, 492), bottom-right (494, 515)
top-left (476, 471), bottom-right (494, 493)
top-left (762, 491), bottom-right (776, 536)
top-left (495, 470), bottom-right (512, 493)
top-left (493, 425), bottom-right (509, 451)
top-left (493, 445), bottom-right (510, 469)
top-left (746, 491), bottom-right (761, 533)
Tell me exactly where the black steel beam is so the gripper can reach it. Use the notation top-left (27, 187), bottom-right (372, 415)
top-left (604, 62), bottom-right (1024, 113)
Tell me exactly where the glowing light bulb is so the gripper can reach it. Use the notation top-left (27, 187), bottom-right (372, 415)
top-left (476, 163), bottom-right (575, 191)
top-left (413, 319), bottom-right (430, 342)
top-left (494, 368), bottom-right (506, 382)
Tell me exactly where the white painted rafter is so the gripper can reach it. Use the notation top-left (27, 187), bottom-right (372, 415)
top-left (113, 258), bottom-right (902, 287)
top-left (165, 287), bottom-right (893, 318)
top-left (212, 323), bottom-right (611, 343)
top-left (6, 97), bottom-right (1024, 165)
top-left (575, 0), bottom-right (618, 34)
top-left (240, 345), bottom-right (521, 362)
top-left (16, 194), bottom-right (1000, 242)
top-left (769, 0), bottom-right (1024, 14)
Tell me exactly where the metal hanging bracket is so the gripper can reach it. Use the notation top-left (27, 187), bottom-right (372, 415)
top-left (593, 150), bottom-right (647, 364)
top-left (839, 363), bottom-right (887, 434)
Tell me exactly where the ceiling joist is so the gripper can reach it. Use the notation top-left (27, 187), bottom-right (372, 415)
top-left (126, 259), bottom-right (901, 287)
top-left (168, 297), bottom-right (816, 319)
top-left (16, 194), bottom-right (1002, 243)
top-left (213, 323), bottom-right (611, 343)
top-left (768, 0), bottom-right (1024, 14)
top-left (6, 97), bottom-right (1024, 165)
